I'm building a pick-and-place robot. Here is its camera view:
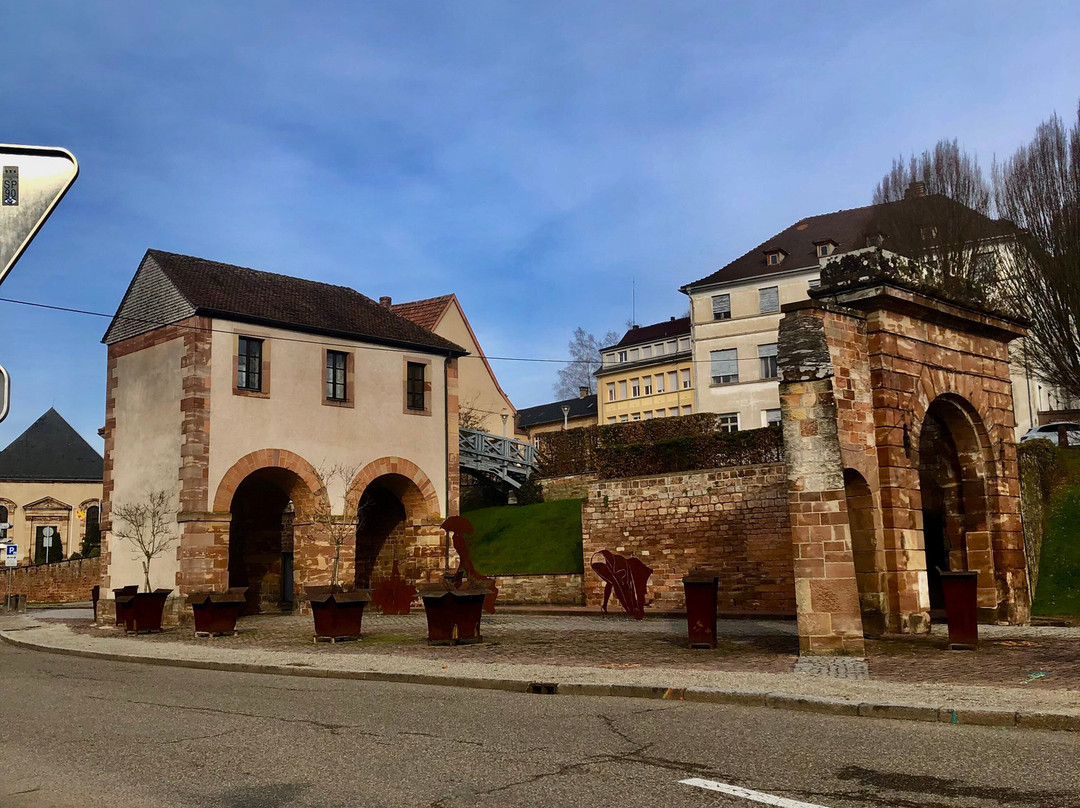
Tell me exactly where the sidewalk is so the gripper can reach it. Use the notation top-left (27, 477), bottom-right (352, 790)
top-left (3, 609), bottom-right (1079, 731)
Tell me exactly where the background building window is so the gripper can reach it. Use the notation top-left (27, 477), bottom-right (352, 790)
top-left (711, 294), bottom-right (731, 320)
top-left (719, 413), bottom-right (739, 433)
top-left (631, 378), bottom-right (640, 397)
top-left (808, 278), bottom-right (821, 290)
top-left (655, 374), bottom-right (665, 393)
top-left (406, 362), bottom-right (426, 411)
top-left (759, 286), bottom-right (779, 314)
top-left (765, 408), bottom-right (782, 426)
top-left (759, 343), bottom-right (779, 379)
top-left (0, 504), bottom-right (7, 539)
top-left (607, 382), bottom-right (616, 402)
top-left (681, 405), bottom-right (692, 416)
top-left (83, 504), bottom-right (101, 556)
top-left (618, 380), bottom-right (627, 399)
top-left (326, 350), bottom-right (347, 401)
top-left (681, 369), bottom-right (692, 388)
top-left (667, 371), bottom-right (678, 391)
top-left (710, 349), bottom-right (738, 384)
top-left (643, 379), bottom-right (652, 395)
top-left (237, 337), bottom-right (263, 391)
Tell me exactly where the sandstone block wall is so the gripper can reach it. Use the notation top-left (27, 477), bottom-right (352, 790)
top-left (581, 464), bottom-right (794, 613)
top-left (2, 557), bottom-right (103, 604)
top-left (492, 573), bottom-right (585, 604)
top-left (541, 473), bottom-right (597, 502)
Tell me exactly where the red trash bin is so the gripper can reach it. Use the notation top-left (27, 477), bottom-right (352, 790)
top-left (938, 569), bottom-right (979, 650)
top-left (683, 572), bottom-right (719, 649)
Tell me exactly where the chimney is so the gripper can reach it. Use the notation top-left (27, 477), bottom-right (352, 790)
top-left (670, 316), bottom-right (675, 321)
top-left (379, 296), bottom-right (392, 308)
top-left (904, 181), bottom-right (926, 199)
top-left (579, 386), bottom-right (589, 399)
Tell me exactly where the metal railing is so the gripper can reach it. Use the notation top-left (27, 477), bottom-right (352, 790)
top-left (459, 428), bottom-right (537, 489)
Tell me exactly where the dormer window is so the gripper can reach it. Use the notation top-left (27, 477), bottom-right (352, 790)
top-left (814, 240), bottom-right (837, 258)
top-left (765, 250), bottom-right (786, 266)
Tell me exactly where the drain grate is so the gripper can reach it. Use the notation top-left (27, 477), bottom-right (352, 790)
top-left (527, 682), bottom-right (557, 695)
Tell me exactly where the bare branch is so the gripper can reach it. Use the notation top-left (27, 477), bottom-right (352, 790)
top-left (112, 489), bottom-right (177, 592)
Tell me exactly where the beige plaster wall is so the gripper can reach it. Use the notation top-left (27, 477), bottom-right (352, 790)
top-left (108, 337), bottom-right (185, 591)
top-left (433, 303), bottom-right (516, 436)
top-left (208, 320), bottom-right (451, 514)
top-left (0, 481), bottom-right (102, 564)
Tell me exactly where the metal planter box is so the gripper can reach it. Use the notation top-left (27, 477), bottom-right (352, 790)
top-left (120, 589), bottom-right (173, 634)
top-left (419, 586), bottom-right (487, 645)
top-left (112, 585), bottom-right (138, 627)
top-left (305, 588), bottom-right (372, 642)
top-left (188, 587), bottom-right (248, 637)
top-left (682, 572), bottom-right (719, 649)
top-left (939, 570), bottom-right (979, 650)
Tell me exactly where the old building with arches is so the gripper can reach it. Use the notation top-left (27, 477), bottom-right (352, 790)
top-left (779, 251), bottom-right (1029, 655)
top-left (100, 250), bottom-right (466, 614)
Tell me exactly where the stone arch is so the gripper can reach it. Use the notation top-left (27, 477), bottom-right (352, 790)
top-left (903, 366), bottom-right (997, 464)
top-left (843, 468), bottom-right (886, 637)
top-left (348, 458), bottom-right (443, 589)
top-left (212, 450), bottom-right (327, 612)
top-left (916, 393), bottom-right (998, 615)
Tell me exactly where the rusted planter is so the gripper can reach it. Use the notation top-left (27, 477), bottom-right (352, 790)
top-left (419, 586), bottom-right (487, 645)
top-left (112, 585), bottom-right (138, 627)
top-left (126, 589), bottom-right (173, 634)
top-left (682, 572), bottom-right (719, 649)
top-left (939, 569), bottom-right (979, 650)
top-left (91, 585), bottom-right (101, 621)
top-left (188, 587), bottom-right (248, 637)
top-left (305, 588), bottom-right (372, 642)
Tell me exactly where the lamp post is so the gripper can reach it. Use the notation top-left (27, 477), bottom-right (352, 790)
top-left (561, 405), bottom-right (570, 430)
top-left (501, 410), bottom-right (508, 437)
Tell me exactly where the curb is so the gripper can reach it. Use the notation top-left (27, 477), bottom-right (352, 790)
top-left (3, 630), bottom-right (1078, 732)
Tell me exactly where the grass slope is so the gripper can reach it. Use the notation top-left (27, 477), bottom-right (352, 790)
top-left (463, 499), bottom-right (584, 576)
top-left (1033, 449), bottom-right (1080, 616)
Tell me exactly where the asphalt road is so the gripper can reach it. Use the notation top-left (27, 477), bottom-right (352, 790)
top-left (1, 641), bottom-right (1078, 808)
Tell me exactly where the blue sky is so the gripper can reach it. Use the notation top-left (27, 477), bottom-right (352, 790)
top-left (1, 1), bottom-right (1079, 450)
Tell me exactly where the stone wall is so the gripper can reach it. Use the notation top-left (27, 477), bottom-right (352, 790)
top-left (541, 473), bottom-right (597, 502)
top-left (581, 464), bottom-right (794, 613)
top-left (493, 573), bottom-right (585, 605)
top-left (2, 557), bottom-right (103, 604)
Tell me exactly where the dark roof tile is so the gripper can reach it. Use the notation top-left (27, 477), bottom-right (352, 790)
top-left (0, 409), bottom-right (103, 482)
top-left (516, 395), bottom-right (597, 428)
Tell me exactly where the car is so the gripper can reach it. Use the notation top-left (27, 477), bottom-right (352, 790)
top-left (1021, 422), bottom-right (1080, 446)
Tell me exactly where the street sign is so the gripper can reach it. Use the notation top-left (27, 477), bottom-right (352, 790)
top-left (0, 144), bottom-right (79, 288)
top-left (42, 527), bottom-right (54, 547)
top-left (3, 543), bottom-right (17, 567)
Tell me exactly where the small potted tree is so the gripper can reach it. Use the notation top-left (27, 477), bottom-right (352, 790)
top-left (112, 489), bottom-right (177, 633)
top-left (304, 464), bottom-right (371, 641)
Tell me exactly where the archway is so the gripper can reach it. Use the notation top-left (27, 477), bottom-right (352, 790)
top-left (916, 394), bottom-right (993, 613)
top-left (843, 468), bottom-right (886, 636)
top-left (228, 467), bottom-right (308, 614)
top-left (354, 473), bottom-right (435, 588)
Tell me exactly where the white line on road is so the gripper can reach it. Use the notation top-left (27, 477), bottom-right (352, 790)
top-left (680, 777), bottom-right (832, 808)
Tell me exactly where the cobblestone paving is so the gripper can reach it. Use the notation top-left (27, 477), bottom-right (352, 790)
top-left (66, 611), bottom-right (1080, 689)
top-left (793, 656), bottom-right (870, 680)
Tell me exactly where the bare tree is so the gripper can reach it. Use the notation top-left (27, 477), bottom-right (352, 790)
top-left (554, 327), bottom-right (620, 399)
top-left (112, 490), bottom-right (178, 593)
top-left (995, 103), bottom-right (1080, 401)
top-left (311, 463), bottom-right (364, 591)
top-left (457, 397), bottom-right (486, 432)
top-left (871, 139), bottom-right (1005, 300)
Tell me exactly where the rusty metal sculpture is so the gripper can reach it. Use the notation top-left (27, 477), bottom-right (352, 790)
top-left (591, 550), bottom-right (652, 620)
top-left (441, 515), bottom-right (498, 613)
top-left (371, 558), bottom-right (418, 615)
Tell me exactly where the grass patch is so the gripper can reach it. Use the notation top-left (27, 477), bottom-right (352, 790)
top-left (463, 499), bottom-right (584, 576)
top-left (1033, 448), bottom-right (1080, 616)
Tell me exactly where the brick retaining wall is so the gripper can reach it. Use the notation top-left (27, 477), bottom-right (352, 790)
top-left (2, 557), bottom-right (103, 604)
top-left (581, 464), bottom-right (794, 613)
top-left (493, 573), bottom-right (584, 605)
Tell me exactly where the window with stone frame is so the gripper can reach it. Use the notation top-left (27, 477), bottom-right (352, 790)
top-left (237, 337), bottom-right (263, 391)
top-left (0, 504), bottom-right (8, 539)
top-left (406, 361), bottom-right (427, 411)
top-left (326, 350), bottom-right (348, 401)
top-left (758, 343), bottom-right (779, 379)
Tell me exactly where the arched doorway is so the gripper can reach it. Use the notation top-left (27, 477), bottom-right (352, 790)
top-left (843, 468), bottom-right (886, 636)
top-left (916, 395), bottom-right (993, 614)
top-left (354, 473), bottom-right (433, 588)
top-left (228, 467), bottom-right (308, 614)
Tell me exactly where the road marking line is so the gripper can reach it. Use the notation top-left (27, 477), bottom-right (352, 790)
top-left (680, 777), bottom-right (831, 808)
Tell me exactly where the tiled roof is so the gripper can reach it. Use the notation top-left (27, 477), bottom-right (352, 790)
top-left (610, 316), bottom-right (691, 350)
top-left (0, 409), bottom-right (103, 482)
top-left (391, 295), bottom-right (454, 332)
top-left (516, 395), bottom-right (597, 428)
top-left (682, 196), bottom-right (1013, 291)
top-left (103, 251), bottom-right (466, 356)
